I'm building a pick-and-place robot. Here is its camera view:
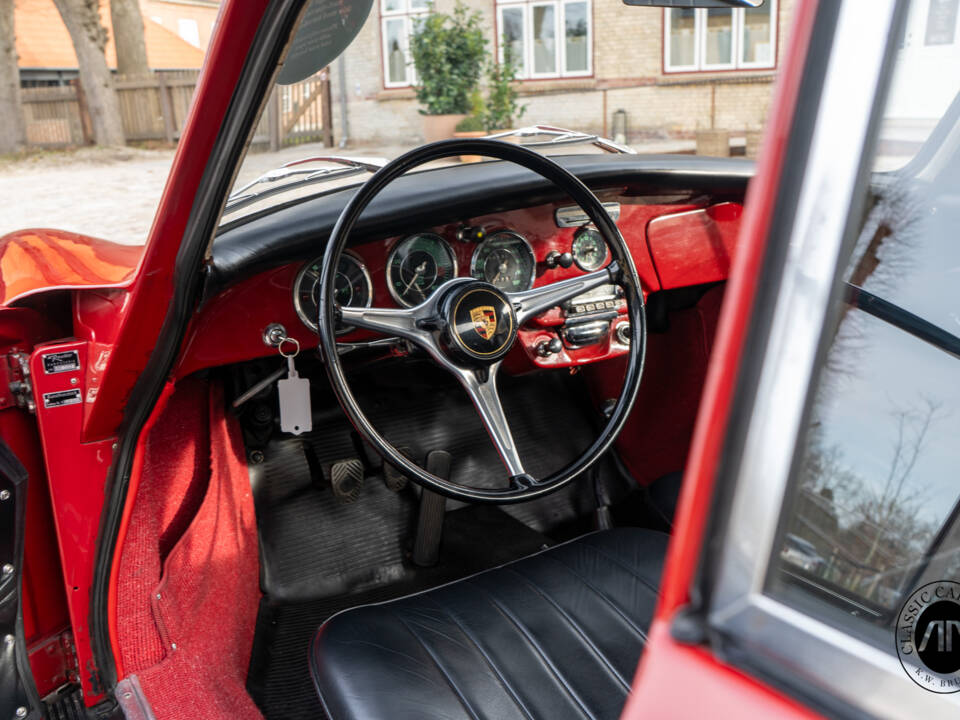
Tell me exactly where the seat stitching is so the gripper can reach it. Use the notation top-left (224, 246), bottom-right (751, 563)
top-left (391, 606), bottom-right (482, 720)
top-left (423, 594), bottom-right (536, 720)
top-left (537, 554), bottom-right (648, 642)
top-left (578, 541), bottom-right (662, 596)
top-left (465, 579), bottom-right (597, 720)
top-left (502, 567), bottom-right (632, 693)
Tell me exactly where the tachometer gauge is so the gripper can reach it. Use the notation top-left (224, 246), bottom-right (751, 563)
top-left (386, 233), bottom-right (458, 307)
top-left (572, 227), bottom-right (609, 271)
top-left (294, 252), bottom-right (372, 335)
top-left (470, 231), bottom-right (536, 292)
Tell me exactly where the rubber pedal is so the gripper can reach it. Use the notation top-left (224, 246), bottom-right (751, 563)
top-left (383, 446), bottom-right (413, 492)
top-left (329, 458), bottom-right (364, 503)
top-left (412, 451), bottom-right (451, 567)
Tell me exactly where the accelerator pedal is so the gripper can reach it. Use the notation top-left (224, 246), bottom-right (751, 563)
top-left (412, 450), bottom-right (451, 567)
top-left (383, 446), bottom-right (412, 492)
top-left (329, 458), bottom-right (364, 503)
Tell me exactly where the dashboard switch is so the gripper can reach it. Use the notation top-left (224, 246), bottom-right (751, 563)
top-left (545, 251), bottom-right (574, 269)
top-left (536, 336), bottom-right (563, 357)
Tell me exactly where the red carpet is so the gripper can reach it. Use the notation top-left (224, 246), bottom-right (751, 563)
top-left (115, 379), bottom-right (263, 719)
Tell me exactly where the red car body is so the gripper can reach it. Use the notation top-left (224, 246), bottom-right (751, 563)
top-left (0, 0), bottom-right (933, 717)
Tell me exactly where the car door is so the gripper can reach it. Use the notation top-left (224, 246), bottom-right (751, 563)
top-left (625, 0), bottom-right (960, 717)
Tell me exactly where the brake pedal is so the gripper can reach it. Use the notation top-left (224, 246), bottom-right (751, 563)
top-left (412, 451), bottom-right (451, 567)
top-left (383, 446), bottom-right (412, 492)
top-left (330, 458), bottom-right (364, 503)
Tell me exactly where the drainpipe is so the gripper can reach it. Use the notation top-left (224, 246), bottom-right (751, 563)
top-left (337, 57), bottom-right (349, 148)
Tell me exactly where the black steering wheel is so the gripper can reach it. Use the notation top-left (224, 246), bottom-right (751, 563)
top-left (319, 139), bottom-right (646, 503)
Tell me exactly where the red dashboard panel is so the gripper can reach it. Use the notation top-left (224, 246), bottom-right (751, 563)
top-left (646, 202), bottom-right (742, 290)
top-left (170, 199), bottom-right (741, 378)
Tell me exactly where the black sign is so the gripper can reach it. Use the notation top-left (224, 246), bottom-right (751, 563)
top-left (42, 389), bottom-right (81, 409)
top-left (926, 0), bottom-right (959, 46)
top-left (41, 350), bottom-right (80, 375)
top-left (277, 0), bottom-right (374, 85)
top-left (897, 581), bottom-right (960, 693)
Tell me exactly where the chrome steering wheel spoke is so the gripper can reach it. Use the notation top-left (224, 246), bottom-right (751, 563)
top-left (451, 362), bottom-right (524, 478)
top-left (508, 264), bottom-right (617, 325)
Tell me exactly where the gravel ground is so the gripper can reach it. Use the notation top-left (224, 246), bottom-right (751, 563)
top-left (0, 137), bottom-right (695, 245)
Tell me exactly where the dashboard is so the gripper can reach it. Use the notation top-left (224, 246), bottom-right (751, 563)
top-left (173, 193), bottom-right (743, 379)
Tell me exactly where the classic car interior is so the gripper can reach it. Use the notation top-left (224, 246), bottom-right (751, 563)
top-left (92, 144), bottom-right (751, 719)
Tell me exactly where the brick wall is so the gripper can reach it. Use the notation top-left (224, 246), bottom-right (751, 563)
top-left (328, 0), bottom-right (797, 146)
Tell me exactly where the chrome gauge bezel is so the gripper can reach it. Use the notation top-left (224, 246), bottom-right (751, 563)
top-left (571, 226), bottom-right (610, 272)
top-left (385, 232), bottom-right (459, 308)
top-left (469, 230), bottom-right (536, 293)
top-left (293, 250), bottom-right (372, 335)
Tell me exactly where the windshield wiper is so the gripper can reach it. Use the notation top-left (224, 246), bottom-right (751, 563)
top-left (485, 125), bottom-right (636, 155)
top-left (225, 156), bottom-right (386, 214)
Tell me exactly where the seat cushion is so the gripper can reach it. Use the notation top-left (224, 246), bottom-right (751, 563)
top-left (309, 527), bottom-right (669, 720)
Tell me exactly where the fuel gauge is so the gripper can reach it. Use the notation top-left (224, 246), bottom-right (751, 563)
top-left (571, 227), bottom-right (609, 271)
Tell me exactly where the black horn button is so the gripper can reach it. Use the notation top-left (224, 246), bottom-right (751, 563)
top-left (443, 283), bottom-right (517, 363)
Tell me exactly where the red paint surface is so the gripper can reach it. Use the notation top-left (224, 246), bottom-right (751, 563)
top-left (80, 0), bottom-right (271, 441)
top-left (0, 229), bottom-right (141, 307)
top-left (647, 203), bottom-right (743, 290)
top-left (0, 308), bottom-right (74, 695)
top-left (624, 621), bottom-right (823, 720)
top-left (29, 340), bottom-right (115, 702)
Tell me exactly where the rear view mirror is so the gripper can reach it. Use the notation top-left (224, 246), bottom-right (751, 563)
top-left (623, 0), bottom-right (763, 7)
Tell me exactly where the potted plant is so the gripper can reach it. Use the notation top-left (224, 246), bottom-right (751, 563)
top-left (453, 91), bottom-right (487, 162)
top-left (410, 2), bottom-right (486, 143)
top-left (482, 45), bottom-right (526, 134)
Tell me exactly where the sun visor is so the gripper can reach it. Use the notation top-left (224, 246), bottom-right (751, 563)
top-left (277, 0), bottom-right (374, 85)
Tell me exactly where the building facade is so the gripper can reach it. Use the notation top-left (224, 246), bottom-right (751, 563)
top-left (329, 0), bottom-right (798, 146)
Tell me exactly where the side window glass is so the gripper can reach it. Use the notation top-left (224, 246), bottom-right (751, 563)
top-left (768, 0), bottom-right (960, 652)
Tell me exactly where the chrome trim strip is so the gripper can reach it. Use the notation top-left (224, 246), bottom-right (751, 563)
top-left (555, 202), bottom-right (621, 228)
top-left (705, 0), bottom-right (960, 716)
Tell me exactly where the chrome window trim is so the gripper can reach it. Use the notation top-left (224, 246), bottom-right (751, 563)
top-left (704, 0), bottom-right (960, 717)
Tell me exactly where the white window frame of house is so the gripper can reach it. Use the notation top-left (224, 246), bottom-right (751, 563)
top-left (496, 0), bottom-right (593, 80)
top-left (380, 0), bottom-right (429, 89)
top-left (663, 0), bottom-right (777, 74)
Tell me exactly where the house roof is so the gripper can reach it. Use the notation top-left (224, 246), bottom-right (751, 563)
top-left (15, 0), bottom-right (206, 70)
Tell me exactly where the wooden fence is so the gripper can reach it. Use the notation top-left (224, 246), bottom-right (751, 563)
top-left (19, 70), bottom-right (331, 149)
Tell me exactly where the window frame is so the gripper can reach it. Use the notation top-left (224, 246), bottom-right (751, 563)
top-left (380, 0), bottom-right (428, 90)
top-left (495, 0), bottom-right (593, 80)
top-left (663, 0), bottom-right (779, 74)
top-left (698, 0), bottom-right (960, 717)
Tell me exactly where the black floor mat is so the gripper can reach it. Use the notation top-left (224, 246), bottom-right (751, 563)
top-left (246, 505), bottom-right (553, 720)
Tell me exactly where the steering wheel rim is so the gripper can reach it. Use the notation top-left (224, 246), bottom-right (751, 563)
top-left (319, 139), bottom-right (646, 503)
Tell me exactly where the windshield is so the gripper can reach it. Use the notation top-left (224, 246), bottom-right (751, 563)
top-left (3, 0), bottom-right (788, 243)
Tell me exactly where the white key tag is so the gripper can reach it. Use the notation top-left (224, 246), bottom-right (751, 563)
top-left (277, 338), bottom-right (312, 435)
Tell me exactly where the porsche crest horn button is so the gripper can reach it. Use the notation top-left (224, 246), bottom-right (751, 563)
top-left (470, 306), bottom-right (497, 340)
top-left (444, 284), bottom-right (517, 362)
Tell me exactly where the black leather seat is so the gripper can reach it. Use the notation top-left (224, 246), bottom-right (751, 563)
top-left (309, 528), bottom-right (669, 720)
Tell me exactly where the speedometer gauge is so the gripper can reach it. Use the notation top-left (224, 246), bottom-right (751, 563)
top-left (470, 231), bottom-right (536, 292)
top-left (572, 227), bottom-right (609, 271)
top-left (386, 233), bottom-right (458, 307)
top-left (294, 252), bottom-right (372, 335)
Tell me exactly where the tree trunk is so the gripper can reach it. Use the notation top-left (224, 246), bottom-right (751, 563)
top-left (53, 0), bottom-right (125, 146)
top-left (0, 0), bottom-right (27, 153)
top-left (109, 0), bottom-right (149, 76)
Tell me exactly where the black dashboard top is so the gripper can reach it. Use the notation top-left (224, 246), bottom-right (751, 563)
top-left (205, 153), bottom-right (753, 300)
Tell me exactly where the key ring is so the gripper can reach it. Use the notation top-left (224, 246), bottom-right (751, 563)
top-left (278, 336), bottom-right (300, 358)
